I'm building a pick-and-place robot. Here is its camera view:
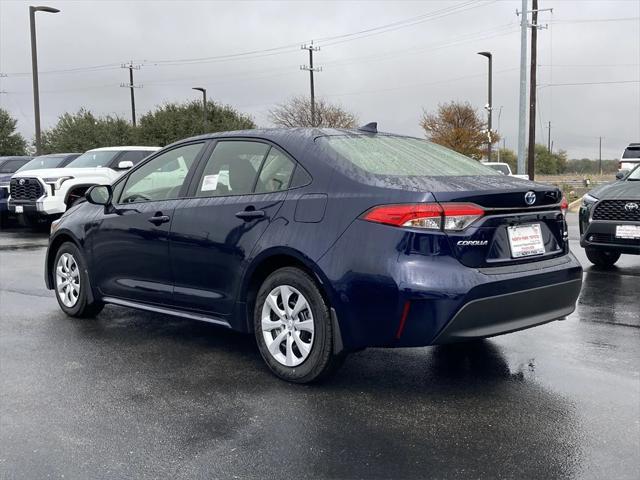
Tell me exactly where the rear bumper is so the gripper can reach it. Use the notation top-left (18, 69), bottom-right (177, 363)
top-left (432, 278), bottom-right (581, 344)
top-left (320, 218), bottom-right (583, 350)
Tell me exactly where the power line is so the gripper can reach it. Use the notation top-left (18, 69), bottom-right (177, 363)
top-left (539, 80), bottom-right (640, 87)
top-left (1, 0), bottom-right (494, 76)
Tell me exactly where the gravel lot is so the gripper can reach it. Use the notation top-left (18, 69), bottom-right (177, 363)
top-left (1, 213), bottom-right (638, 479)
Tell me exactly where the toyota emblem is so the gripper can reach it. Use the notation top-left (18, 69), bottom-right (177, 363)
top-left (524, 191), bottom-right (537, 206)
top-left (625, 202), bottom-right (639, 212)
top-left (18, 178), bottom-right (26, 186)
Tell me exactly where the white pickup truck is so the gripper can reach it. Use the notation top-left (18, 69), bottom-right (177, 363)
top-left (9, 146), bottom-right (159, 226)
top-left (483, 162), bottom-right (530, 180)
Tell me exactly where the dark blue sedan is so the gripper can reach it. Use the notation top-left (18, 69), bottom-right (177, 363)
top-left (45, 127), bottom-right (583, 382)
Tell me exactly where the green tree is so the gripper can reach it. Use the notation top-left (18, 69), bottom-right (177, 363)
top-left (269, 96), bottom-right (358, 128)
top-left (137, 100), bottom-right (255, 146)
top-left (420, 101), bottom-right (499, 160)
top-left (534, 144), bottom-right (568, 175)
top-left (0, 108), bottom-right (28, 155)
top-left (41, 109), bottom-right (135, 154)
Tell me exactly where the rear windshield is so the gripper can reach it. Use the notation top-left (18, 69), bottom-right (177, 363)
top-left (317, 135), bottom-right (498, 176)
top-left (18, 156), bottom-right (67, 171)
top-left (622, 146), bottom-right (640, 159)
top-left (67, 151), bottom-right (119, 168)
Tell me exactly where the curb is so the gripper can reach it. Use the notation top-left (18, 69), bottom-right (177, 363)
top-left (568, 197), bottom-right (583, 213)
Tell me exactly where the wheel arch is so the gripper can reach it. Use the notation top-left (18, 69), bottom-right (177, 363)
top-left (239, 247), bottom-right (338, 333)
top-left (45, 231), bottom-right (83, 290)
top-left (64, 184), bottom-right (96, 207)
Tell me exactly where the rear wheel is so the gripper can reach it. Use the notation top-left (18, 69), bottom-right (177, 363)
top-left (54, 242), bottom-right (104, 317)
top-left (585, 248), bottom-right (621, 267)
top-left (254, 267), bottom-right (345, 383)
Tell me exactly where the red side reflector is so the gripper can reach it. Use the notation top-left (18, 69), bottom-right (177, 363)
top-left (363, 203), bottom-right (443, 227)
top-left (395, 300), bottom-right (411, 339)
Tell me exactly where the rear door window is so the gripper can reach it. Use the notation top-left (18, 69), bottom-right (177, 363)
top-left (194, 141), bottom-right (269, 197)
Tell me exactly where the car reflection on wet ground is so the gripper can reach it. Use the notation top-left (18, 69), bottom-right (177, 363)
top-left (0, 213), bottom-right (638, 479)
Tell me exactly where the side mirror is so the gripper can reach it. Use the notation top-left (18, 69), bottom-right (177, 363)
top-left (117, 160), bottom-right (134, 170)
top-left (615, 171), bottom-right (625, 180)
top-left (85, 185), bottom-right (112, 206)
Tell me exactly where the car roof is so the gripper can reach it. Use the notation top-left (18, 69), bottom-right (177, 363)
top-left (483, 162), bottom-right (508, 166)
top-left (35, 153), bottom-right (81, 157)
top-left (86, 146), bottom-right (161, 152)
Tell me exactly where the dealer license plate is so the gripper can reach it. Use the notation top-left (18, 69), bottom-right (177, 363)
top-left (15, 206), bottom-right (23, 213)
top-left (507, 223), bottom-right (545, 258)
top-left (616, 225), bottom-right (640, 239)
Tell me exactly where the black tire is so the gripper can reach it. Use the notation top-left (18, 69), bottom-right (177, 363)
top-left (53, 242), bottom-right (104, 318)
top-left (585, 248), bottom-right (621, 267)
top-left (254, 267), bottom-right (346, 383)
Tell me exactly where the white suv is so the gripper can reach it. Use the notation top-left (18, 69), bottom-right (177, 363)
top-left (9, 146), bottom-right (159, 226)
top-left (619, 143), bottom-right (640, 172)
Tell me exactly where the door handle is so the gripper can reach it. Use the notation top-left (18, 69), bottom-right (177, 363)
top-left (148, 214), bottom-right (171, 225)
top-left (235, 209), bottom-right (265, 221)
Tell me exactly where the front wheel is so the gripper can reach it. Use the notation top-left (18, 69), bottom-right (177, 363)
top-left (54, 242), bottom-right (104, 317)
top-left (585, 248), bottom-right (621, 267)
top-left (254, 267), bottom-right (345, 383)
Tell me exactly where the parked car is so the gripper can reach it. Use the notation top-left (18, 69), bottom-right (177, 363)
top-left (580, 164), bottom-right (640, 266)
top-left (483, 162), bottom-right (530, 180)
top-left (45, 127), bottom-right (582, 383)
top-left (0, 156), bottom-right (33, 226)
top-left (9, 146), bottom-right (159, 227)
top-left (619, 143), bottom-right (640, 172)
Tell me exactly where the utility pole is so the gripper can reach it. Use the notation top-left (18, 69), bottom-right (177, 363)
top-left (300, 42), bottom-right (321, 127)
top-left (120, 62), bottom-right (142, 126)
top-left (527, 0), bottom-right (539, 181)
top-left (478, 52), bottom-right (493, 161)
top-left (516, 0), bottom-right (528, 176)
top-left (599, 137), bottom-right (603, 175)
top-left (547, 121), bottom-right (551, 152)
top-left (29, 5), bottom-right (60, 155)
top-left (518, 0), bottom-right (551, 181)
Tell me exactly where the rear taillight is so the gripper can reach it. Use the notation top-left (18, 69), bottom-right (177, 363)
top-left (560, 195), bottom-right (568, 217)
top-left (362, 203), bottom-right (484, 231)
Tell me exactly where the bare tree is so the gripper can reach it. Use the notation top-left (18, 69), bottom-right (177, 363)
top-left (420, 101), bottom-right (499, 160)
top-left (269, 96), bottom-right (358, 128)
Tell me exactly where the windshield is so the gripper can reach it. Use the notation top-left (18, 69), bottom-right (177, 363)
top-left (66, 151), bottom-right (119, 168)
top-left (317, 135), bottom-right (499, 177)
top-left (486, 164), bottom-right (510, 175)
top-left (17, 155), bottom-right (67, 172)
top-left (627, 164), bottom-right (640, 180)
top-left (622, 146), bottom-right (640, 159)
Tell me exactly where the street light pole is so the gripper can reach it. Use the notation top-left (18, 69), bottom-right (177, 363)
top-left (478, 51), bottom-right (493, 161)
top-left (192, 87), bottom-right (207, 134)
top-left (29, 5), bottom-right (60, 155)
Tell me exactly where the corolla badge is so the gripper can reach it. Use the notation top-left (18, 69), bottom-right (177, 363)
top-left (524, 191), bottom-right (536, 205)
top-left (19, 178), bottom-right (26, 186)
top-left (625, 202), bottom-right (639, 212)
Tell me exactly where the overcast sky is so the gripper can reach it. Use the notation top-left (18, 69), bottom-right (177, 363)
top-left (0, 0), bottom-right (638, 159)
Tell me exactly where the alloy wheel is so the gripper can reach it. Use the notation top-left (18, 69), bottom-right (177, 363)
top-left (56, 253), bottom-right (80, 308)
top-left (261, 285), bottom-right (315, 367)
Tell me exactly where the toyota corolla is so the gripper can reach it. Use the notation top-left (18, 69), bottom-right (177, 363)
top-left (45, 126), bottom-right (583, 383)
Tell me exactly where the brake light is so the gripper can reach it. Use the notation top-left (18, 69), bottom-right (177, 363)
top-left (362, 203), bottom-right (443, 229)
top-left (560, 195), bottom-right (568, 217)
top-left (362, 203), bottom-right (484, 231)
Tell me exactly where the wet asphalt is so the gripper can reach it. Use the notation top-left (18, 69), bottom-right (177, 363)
top-left (0, 213), bottom-right (638, 479)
